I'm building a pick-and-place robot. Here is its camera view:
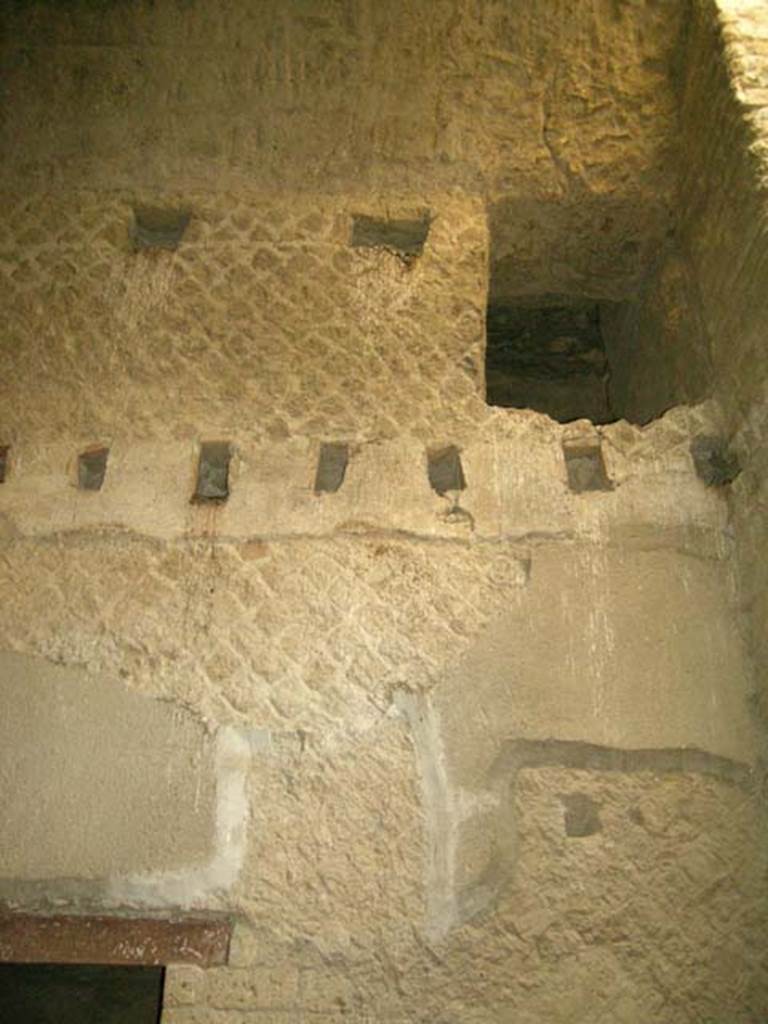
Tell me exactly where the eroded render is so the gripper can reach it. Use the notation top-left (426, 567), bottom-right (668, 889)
top-left (1, 1), bottom-right (768, 1021)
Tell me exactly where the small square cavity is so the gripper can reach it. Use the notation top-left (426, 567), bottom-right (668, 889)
top-left (133, 207), bottom-right (191, 251)
top-left (314, 442), bottom-right (349, 494)
top-left (690, 434), bottom-right (740, 486)
top-left (350, 213), bottom-right (430, 261)
top-left (563, 440), bottom-right (612, 493)
top-left (193, 442), bottom-right (231, 503)
top-left (561, 792), bottom-right (602, 837)
top-left (427, 445), bottom-right (466, 496)
top-left (78, 447), bottom-right (109, 491)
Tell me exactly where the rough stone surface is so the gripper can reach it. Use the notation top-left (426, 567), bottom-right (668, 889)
top-left (1, 0), bottom-right (685, 301)
top-left (678, 0), bottom-right (768, 732)
top-left (1, 1), bottom-right (768, 1022)
top-left (0, 192), bottom-right (487, 446)
top-left (601, 249), bottom-right (714, 425)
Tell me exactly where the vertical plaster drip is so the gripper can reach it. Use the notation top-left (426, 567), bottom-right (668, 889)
top-left (491, 429), bottom-right (505, 539)
top-left (577, 500), bottom-right (615, 740)
top-left (107, 725), bottom-right (251, 908)
top-left (393, 689), bottom-right (456, 942)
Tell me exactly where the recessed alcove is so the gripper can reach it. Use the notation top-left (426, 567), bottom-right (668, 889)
top-left (350, 213), bottom-right (430, 262)
top-left (192, 441), bottom-right (231, 503)
top-left (78, 446), bottom-right (109, 491)
top-left (0, 963), bottom-right (165, 1024)
top-left (314, 442), bottom-right (349, 494)
top-left (132, 207), bottom-right (190, 251)
top-left (486, 201), bottom-right (715, 426)
top-left (0, 913), bottom-right (231, 1023)
top-left (486, 299), bottom-right (614, 424)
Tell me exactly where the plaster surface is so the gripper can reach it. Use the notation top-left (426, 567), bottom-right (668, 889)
top-left (0, 653), bottom-right (217, 881)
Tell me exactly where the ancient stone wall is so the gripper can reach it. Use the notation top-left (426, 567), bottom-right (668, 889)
top-left (601, 248), bottom-right (713, 424)
top-left (1, 2), bottom-right (768, 1022)
top-left (678, 0), bottom-right (768, 725)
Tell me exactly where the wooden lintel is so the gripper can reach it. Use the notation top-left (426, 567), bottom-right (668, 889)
top-left (0, 914), bottom-right (231, 966)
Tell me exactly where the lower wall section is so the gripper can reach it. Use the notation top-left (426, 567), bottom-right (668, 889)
top-left (0, 512), bottom-right (765, 1021)
top-left (159, 765), bottom-right (768, 1023)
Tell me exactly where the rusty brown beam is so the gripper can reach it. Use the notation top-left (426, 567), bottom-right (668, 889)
top-left (0, 913), bottom-right (231, 966)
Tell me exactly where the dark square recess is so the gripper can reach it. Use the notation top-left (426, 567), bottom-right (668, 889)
top-left (563, 441), bottom-right (612, 493)
top-left (314, 442), bottom-right (349, 494)
top-left (78, 447), bottom-right (109, 491)
top-left (193, 442), bottom-right (231, 503)
top-left (427, 445), bottom-right (466, 495)
top-left (486, 301), bottom-right (613, 423)
top-left (132, 207), bottom-right (190, 251)
top-left (0, 963), bottom-right (164, 1024)
top-left (350, 214), bottom-right (430, 260)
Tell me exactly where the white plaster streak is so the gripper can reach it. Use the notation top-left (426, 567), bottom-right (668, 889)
top-left (107, 725), bottom-right (251, 908)
top-left (455, 787), bottom-right (499, 822)
top-left (492, 430), bottom-right (504, 538)
top-left (393, 690), bottom-right (457, 942)
top-left (578, 511), bottom-right (615, 740)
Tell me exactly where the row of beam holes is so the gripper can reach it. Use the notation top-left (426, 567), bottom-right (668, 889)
top-left (183, 441), bottom-right (611, 499)
top-left (0, 438), bottom-right (738, 497)
top-left (130, 208), bottom-right (739, 488)
top-left (123, 210), bottom-right (740, 490)
top-left (132, 208), bottom-right (432, 261)
top-left (192, 442), bottom-right (459, 501)
top-left (0, 441), bottom-right (602, 496)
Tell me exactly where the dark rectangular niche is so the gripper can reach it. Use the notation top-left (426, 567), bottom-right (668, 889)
top-left (78, 447), bottom-right (109, 491)
top-left (427, 445), bottom-right (466, 496)
top-left (132, 207), bottom-right (191, 251)
top-left (486, 300), bottom-right (614, 424)
top-left (193, 442), bottom-right (231, 503)
top-left (350, 213), bottom-right (430, 261)
top-left (0, 963), bottom-right (165, 1024)
top-left (690, 434), bottom-right (740, 487)
top-left (563, 439), bottom-right (612, 493)
top-left (314, 442), bottom-right (349, 494)
top-left (0, 446), bottom-right (8, 483)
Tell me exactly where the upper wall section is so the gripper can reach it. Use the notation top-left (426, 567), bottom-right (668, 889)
top-left (1, 0), bottom-right (684, 201)
top-left (1, 0), bottom-right (687, 300)
top-left (677, 0), bottom-right (768, 424)
top-left (1, 193), bottom-right (486, 444)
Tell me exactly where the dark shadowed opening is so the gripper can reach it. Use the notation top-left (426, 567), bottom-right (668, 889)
top-left (562, 439), bottom-right (613, 493)
top-left (350, 214), bottom-right (431, 260)
top-left (193, 441), bottom-right (232, 503)
top-left (78, 447), bottom-right (109, 491)
top-left (132, 207), bottom-right (191, 251)
top-left (0, 964), bottom-right (165, 1024)
top-left (486, 300), bottom-right (615, 424)
top-left (427, 445), bottom-right (466, 496)
top-left (314, 442), bottom-right (349, 494)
